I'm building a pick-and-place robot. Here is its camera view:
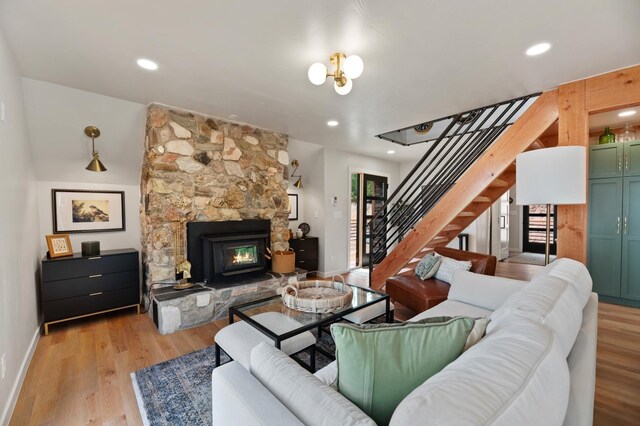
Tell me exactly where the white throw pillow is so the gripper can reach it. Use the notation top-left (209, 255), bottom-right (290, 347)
top-left (434, 255), bottom-right (472, 284)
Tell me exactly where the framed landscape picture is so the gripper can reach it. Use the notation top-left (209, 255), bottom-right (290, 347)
top-left (52, 189), bottom-right (125, 233)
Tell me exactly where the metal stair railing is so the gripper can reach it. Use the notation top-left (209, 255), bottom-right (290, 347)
top-left (369, 93), bottom-right (540, 272)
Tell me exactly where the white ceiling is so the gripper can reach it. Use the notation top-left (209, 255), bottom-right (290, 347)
top-left (2, 0), bottom-right (640, 163)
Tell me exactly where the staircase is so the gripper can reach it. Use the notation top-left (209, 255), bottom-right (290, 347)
top-left (370, 90), bottom-right (559, 290)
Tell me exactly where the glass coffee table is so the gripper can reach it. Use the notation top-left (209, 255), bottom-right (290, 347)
top-left (225, 284), bottom-right (392, 367)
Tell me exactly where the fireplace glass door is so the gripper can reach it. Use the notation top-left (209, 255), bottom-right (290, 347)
top-left (225, 243), bottom-right (259, 269)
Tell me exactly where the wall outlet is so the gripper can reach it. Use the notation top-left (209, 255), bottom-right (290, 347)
top-left (1, 353), bottom-right (6, 379)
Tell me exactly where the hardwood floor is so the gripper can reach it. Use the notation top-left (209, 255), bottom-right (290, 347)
top-left (9, 263), bottom-right (640, 425)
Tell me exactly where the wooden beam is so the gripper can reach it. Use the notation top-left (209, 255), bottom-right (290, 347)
top-left (371, 90), bottom-right (559, 289)
top-left (557, 80), bottom-right (589, 263)
top-left (586, 65), bottom-right (640, 113)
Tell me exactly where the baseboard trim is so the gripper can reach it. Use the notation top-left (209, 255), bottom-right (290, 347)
top-left (1, 326), bottom-right (40, 425)
top-left (317, 269), bottom-right (352, 279)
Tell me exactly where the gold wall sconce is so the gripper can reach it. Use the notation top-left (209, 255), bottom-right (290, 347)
top-left (85, 125), bottom-right (107, 172)
top-left (291, 160), bottom-right (303, 188)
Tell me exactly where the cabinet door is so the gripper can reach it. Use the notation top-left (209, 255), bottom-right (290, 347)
top-left (588, 178), bottom-right (623, 297)
top-left (622, 177), bottom-right (640, 300)
top-left (623, 140), bottom-right (640, 177)
top-left (589, 144), bottom-right (623, 179)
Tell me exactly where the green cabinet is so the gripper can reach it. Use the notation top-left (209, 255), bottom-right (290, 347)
top-left (590, 141), bottom-right (640, 179)
top-left (588, 148), bottom-right (640, 305)
top-left (590, 144), bottom-right (623, 178)
top-left (621, 177), bottom-right (640, 300)
top-left (624, 140), bottom-right (640, 176)
top-left (588, 179), bottom-right (622, 297)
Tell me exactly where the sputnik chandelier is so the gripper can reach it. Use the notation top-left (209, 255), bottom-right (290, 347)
top-left (307, 53), bottom-right (364, 95)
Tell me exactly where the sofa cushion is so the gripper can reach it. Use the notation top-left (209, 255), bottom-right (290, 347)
top-left (331, 317), bottom-right (489, 426)
top-left (390, 318), bottom-right (570, 426)
top-left (249, 343), bottom-right (374, 426)
top-left (448, 270), bottom-right (528, 311)
top-left (434, 255), bottom-right (472, 284)
top-left (415, 254), bottom-right (442, 280)
top-left (409, 300), bottom-right (493, 321)
top-left (488, 275), bottom-right (583, 357)
top-left (543, 258), bottom-right (593, 307)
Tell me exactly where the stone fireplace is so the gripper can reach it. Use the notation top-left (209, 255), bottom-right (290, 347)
top-left (140, 104), bottom-right (291, 289)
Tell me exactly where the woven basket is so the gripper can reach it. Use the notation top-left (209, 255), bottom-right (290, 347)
top-left (278, 278), bottom-right (353, 313)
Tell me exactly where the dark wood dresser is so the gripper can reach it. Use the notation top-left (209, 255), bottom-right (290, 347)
top-left (288, 237), bottom-right (318, 275)
top-left (40, 248), bottom-right (140, 335)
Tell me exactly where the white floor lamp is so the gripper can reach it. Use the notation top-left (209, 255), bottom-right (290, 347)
top-left (516, 146), bottom-right (587, 265)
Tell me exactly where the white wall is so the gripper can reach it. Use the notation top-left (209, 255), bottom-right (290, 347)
top-left (322, 148), bottom-right (401, 276)
top-left (36, 182), bottom-right (141, 257)
top-left (21, 78), bottom-right (146, 185)
top-left (0, 26), bottom-right (41, 424)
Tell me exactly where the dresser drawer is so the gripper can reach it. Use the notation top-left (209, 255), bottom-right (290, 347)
top-left (43, 287), bottom-right (140, 322)
top-left (43, 252), bottom-right (139, 281)
top-left (295, 249), bottom-right (318, 262)
top-left (42, 270), bottom-right (139, 302)
top-left (295, 259), bottom-right (318, 271)
top-left (289, 238), bottom-right (318, 250)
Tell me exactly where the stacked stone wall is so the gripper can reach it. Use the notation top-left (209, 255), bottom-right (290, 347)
top-left (141, 104), bottom-right (290, 287)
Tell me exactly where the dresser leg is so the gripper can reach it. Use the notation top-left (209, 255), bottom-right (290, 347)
top-left (137, 304), bottom-right (141, 315)
top-left (43, 323), bottom-right (49, 336)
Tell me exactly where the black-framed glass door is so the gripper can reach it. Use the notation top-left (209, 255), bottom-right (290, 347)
top-left (362, 174), bottom-right (388, 267)
top-left (523, 204), bottom-right (557, 254)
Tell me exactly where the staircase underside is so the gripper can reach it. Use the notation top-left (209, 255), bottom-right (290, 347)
top-left (371, 90), bottom-right (560, 290)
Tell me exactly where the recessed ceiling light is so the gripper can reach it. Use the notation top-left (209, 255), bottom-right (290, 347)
top-left (327, 120), bottom-right (339, 127)
top-left (387, 150), bottom-right (396, 154)
top-left (618, 110), bottom-right (637, 118)
top-left (525, 42), bottom-right (551, 56)
top-left (137, 58), bottom-right (158, 70)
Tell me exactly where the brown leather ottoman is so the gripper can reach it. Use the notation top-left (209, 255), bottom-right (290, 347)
top-left (385, 247), bottom-right (497, 315)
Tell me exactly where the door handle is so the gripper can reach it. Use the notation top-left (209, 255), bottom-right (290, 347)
top-left (89, 274), bottom-right (102, 278)
top-left (618, 154), bottom-right (622, 173)
top-left (89, 292), bottom-right (103, 296)
top-left (624, 217), bottom-right (628, 235)
top-left (299, 249), bottom-right (305, 252)
top-left (617, 217), bottom-right (621, 235)
top-left (88, 256), bottom-right (102, 260)
top-left (625, 154), bottom-right (630, 172)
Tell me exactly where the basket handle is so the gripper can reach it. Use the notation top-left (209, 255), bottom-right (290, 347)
top-left (333, 275), bottom-right (346, 285)
top-left (281, 284), bottom-right (298, 297)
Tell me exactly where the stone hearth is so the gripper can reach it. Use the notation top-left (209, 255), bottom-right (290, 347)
top-left (152, 271), bottom-right (306, 334)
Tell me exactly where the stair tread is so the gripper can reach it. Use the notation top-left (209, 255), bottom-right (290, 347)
top-left (490, 178), bottom-right (509, 187)
top-left (442, 224), bottom-right (463, 232)
top-left (458, 211), bottom-right (475, 217)
top-left (473, 196), bottom-right (491, 203)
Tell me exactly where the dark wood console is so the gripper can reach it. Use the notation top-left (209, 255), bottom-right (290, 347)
top-left (288, 237), bottom-right (318, 275)
top-left (40, 248), bottom-right (140, 335)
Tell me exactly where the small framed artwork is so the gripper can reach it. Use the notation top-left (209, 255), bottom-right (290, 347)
top-left (45, 234), bottom-right (73, 258)
top-left (288, 194), bottom-right (298, 221)
top-left (52, 189), bottom-right (125, 233)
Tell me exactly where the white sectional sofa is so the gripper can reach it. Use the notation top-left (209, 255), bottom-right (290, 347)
top-left (211, 258), bottom-right (597, 425)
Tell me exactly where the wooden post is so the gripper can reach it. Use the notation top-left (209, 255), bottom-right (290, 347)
top-left (557, 80), bottom-right (589, 263)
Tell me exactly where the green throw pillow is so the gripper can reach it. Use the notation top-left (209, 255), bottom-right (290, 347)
top-left (331, 316), bottom-right (489, 426)
top-left (415, 253), bottom-right (442, 280)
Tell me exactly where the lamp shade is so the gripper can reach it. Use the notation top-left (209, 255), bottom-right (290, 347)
top-left (516, 146), bottom-right (586, 205)
top-left (308, 62), bottom-right (327, 85)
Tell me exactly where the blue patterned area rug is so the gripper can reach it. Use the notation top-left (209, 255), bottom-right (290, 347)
top-left (131, 333), bottom-right (337, 425)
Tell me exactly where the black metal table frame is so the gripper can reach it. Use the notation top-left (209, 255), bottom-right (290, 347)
top-left (216, 287), bottom-right (392, 371)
